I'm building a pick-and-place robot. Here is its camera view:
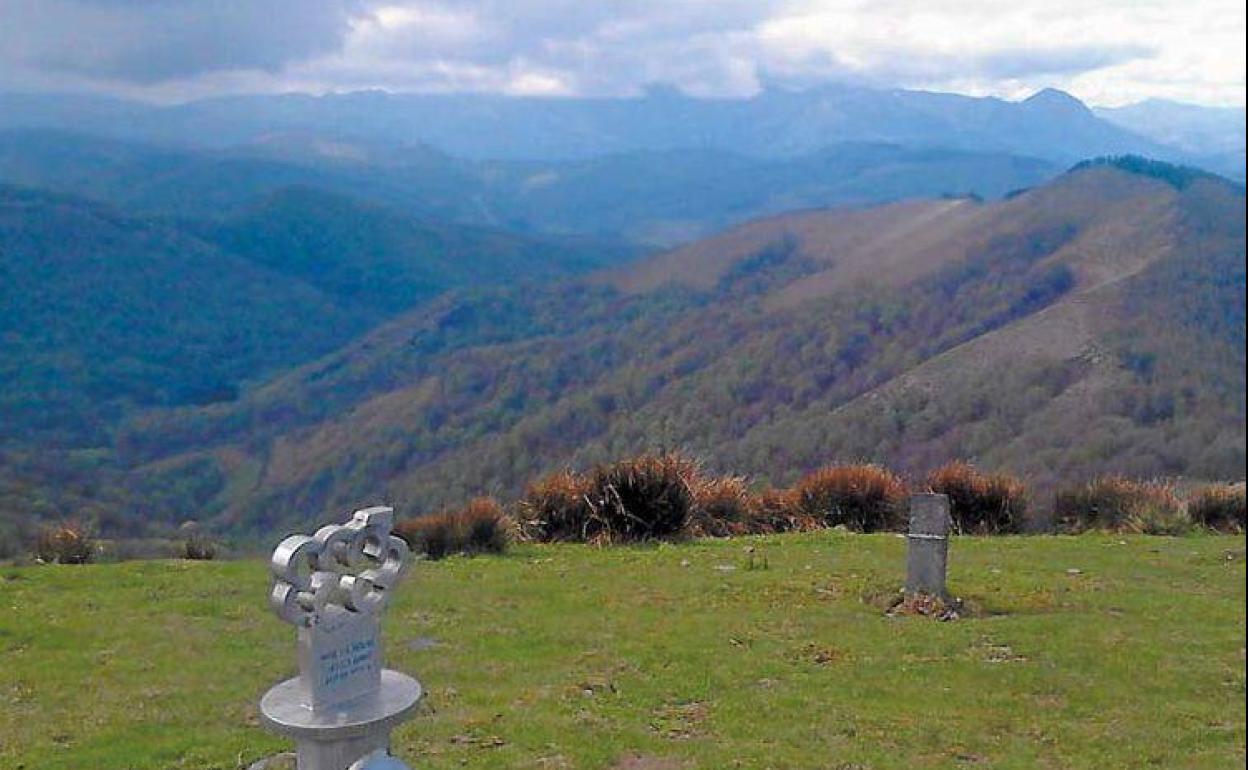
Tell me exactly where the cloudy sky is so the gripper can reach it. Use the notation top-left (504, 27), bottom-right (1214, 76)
top-left (0, 0), bottom-right (1243, 107)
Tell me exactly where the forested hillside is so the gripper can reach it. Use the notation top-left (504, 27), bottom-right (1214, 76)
top-left (102, 160), bottom-right (1245, 536)
top-left (0, 183), bottom-right (622, 541)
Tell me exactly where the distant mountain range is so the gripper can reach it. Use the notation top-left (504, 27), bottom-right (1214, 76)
top-left (1, 85), bottom-right (1241, 179)
top-left (1096, 99), bottom-right (1246, 158)
top-left (0, 129), bottom-right (1058, 246)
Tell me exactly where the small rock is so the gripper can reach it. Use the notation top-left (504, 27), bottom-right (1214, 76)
top-left (713, 564), bottom-right (736, 572)
top-left (1065, 568), bottom-right (1082, 576)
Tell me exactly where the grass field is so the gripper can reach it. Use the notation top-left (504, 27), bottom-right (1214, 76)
top-left (1, 533), bottom-right (1244, 769)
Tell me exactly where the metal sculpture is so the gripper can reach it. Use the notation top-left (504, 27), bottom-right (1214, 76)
top-left (258, 506), bottom-right (424, 770)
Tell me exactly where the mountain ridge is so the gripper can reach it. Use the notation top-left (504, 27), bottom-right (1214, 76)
top-left (107, 161), bottom-right (1244, 535)
top-left (0, 85), bottom-right (1188, 167)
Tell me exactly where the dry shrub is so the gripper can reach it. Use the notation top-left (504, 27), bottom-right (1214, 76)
top-left (182, 533), bottom-right (218, 560)
top-left (584, 452), bottom-right (697, 543)
top-left (1188, 483), bottom-right (1246, 533)
top-left (515, 470), bottom-right (594, 542)
top-left (926, 461), bottom-right (1028, 534)
top-left (1055, 476), bottom-right (1189, 535)
top-left (751, 488), bottom-right (818, 534)
top-left (792, 464), bottom-right (906, 532)
top-left (518, 453), bottom-right (698, 543)
top-left (33, 520), bottom-right (96, 564)
top-left (397, 511), bottom-right (458, 560)
top-left (395, 497), bottom-right (512, 559)
top-left (458, 497), bottom-right (512, 554)
top-left (688, 476), bottom-right (759, 537)
top-left (180, 521), bottom-right (217, 560)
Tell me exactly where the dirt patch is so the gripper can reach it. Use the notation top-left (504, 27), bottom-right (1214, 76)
top-left (611, 755), bottom-right (688, 770)
top-left (865, 585), bottom-right (1001, 620)
top-left (972, 638), bottom-right (1028, 664)
top-left (886, 593), bottom-right (962, 621)
top-left (649, 700), bottom-right (709, 740)
top-left (792, 642), bottom-right (849, 666)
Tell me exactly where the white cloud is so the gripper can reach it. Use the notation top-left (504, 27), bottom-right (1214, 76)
top-left (0, 0), bottom-right (1242, 106)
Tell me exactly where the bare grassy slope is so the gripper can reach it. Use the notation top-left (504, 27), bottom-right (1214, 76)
top-left (117, 164), bottom-right (1245, 532)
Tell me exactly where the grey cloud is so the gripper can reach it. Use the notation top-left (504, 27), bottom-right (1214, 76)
top-left (0, 0), bottom-right (1182, 100)
top-left (971, 45), bottom-right (1156, 79)
top-left (0, 0), bottom-right (362, 82)
top-left (748, 41), bottom-right (1156, 92)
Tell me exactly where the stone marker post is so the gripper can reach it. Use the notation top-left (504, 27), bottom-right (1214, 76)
top-left (905, 494), bottom-right (951, 599)
top-left (259, 506), bottom-right (423, 770)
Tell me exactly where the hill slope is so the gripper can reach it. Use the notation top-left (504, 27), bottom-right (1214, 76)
top-left (113, 161), bottom-right (1245, 535)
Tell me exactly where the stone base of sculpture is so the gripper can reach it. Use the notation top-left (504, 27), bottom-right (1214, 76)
top-left (260, 669), bottom-right (423, 770)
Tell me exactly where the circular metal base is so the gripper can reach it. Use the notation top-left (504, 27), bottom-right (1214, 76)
top-left (260, 670), bottom-right (423, 742)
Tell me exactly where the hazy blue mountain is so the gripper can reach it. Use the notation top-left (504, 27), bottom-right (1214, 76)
top-left (0, 128), bottom-right (480, 219)
top-left (0, 129), bottom-right (1059, 246)
top-left (0, 85), bottom-right (1191, 168)
top-left (1095, 100), bottom-right (1246, 180)
top-left (479, 144), bottom-right (1059, 245)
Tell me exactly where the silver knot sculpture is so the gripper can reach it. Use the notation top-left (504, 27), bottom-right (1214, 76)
top-left (258, 506), bottom-right (425, 770)
top-left (269, 506), bottom-right (411, 627)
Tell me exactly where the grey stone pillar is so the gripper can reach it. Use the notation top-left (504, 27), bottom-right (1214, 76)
top-left (905, 494), bottom-right (951, 599)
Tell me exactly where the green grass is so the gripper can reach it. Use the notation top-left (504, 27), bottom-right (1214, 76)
top-left (1, 533), bottom-right (1244, 769)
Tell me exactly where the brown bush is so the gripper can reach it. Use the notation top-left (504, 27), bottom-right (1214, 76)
top-left (458, 497), bottom-right (513, 554)
top-left (688, 476), bottom-right (759, 537)
top-left (395, 497), bottom-right (513, 559)
top-left (517, 453), bottom-right (699, 543)
top-left (182, 533), bottom-right (218, 560)
top-left (926, 461), bottom-right (1028, 534)
top-left (792, 464), bottom-right (906, 532)
top-left (583, 452), bottom-right (697, 543)
top-left (33, 520), bottom-right (96, 564)
top-left (397, 511), bottom-right (458, 560)
top-left (180, 521), bottom-right (217, 560)
top-left (1188, 483), bottom-right (1246, 533)
top-left (751, 488), bottom-right (819, 534)
top-left (1054, 476), bottom-right (1189, 534)
top-left (514, 469), bottom-right (594, 542)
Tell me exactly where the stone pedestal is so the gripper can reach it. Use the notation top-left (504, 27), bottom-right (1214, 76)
top-left (260, 669), bottom-right (423, 770)
top-left (905, 493), bottom-right (951, 599)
